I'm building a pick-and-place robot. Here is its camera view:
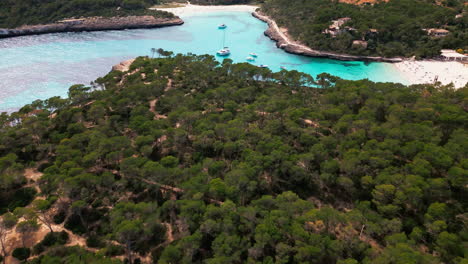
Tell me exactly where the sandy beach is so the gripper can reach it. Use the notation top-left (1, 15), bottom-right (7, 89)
top-left (394, 60), bottom-right (468, 88)
top-left (154, 3), bottom-right (467, 88)
top-left (152, 3), bottom-right (258, 17)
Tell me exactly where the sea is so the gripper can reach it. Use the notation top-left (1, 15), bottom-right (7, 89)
top-left (0, 11), bottom-right (406, 112)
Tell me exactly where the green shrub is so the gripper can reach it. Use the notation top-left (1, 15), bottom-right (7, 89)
top-left (41, 231), bottom-right (70, 247)
top-left (86, 235), bottom-right (104, 248)
top-left (64, 214), bottom-right (86, 234)
top-left (105, 244), bottom-right (125, 256)
top-left (33, 231), bottom-right (70, 255)
top-left (41, 232), bottom-right (58, 247)
top-left (32, 243), bottom-right (45, 255)
top-left (160, 156), bottom-right (179, 168)
top-left (47, 195), bottom-right (58, 205)
top-left (37, 162), bottom-right (53, 172)
top-left (12, 247), bottom-right (31, 260)
top-left (0, 187), bottom-right (37, 214)
top-left (57, 231), bottom-right (70, 245)
top-left (53, 210), bottom-right (66, 224)
top-left (122, 0), bottom-right (147, 10)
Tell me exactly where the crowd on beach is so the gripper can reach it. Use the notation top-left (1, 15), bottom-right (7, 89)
top-left (395, 60), bottom-right (468, 88)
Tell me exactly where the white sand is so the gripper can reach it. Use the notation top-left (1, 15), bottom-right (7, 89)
top-left (152, 3), bottom-right (258, 17)
top-left (394, 60), bottom-right (468, 88)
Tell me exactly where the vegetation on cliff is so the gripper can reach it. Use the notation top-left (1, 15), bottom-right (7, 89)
top-left (165, 0), bottom-right (256, 5)
top-left (0, 54), bottom-right (467, 263)
top-left (261, 0), bottom-right (467, 58)
top-left (0, 0), bottom-right (175, 28)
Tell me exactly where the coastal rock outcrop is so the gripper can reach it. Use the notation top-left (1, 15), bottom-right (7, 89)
top-left (112, 58), bottom-right (136, 72)
top-left (252, 11), bottom-right (402, 63)
top-left (0, 16), bottom-right (184, 39)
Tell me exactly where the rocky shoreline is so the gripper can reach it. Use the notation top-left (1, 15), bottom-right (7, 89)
top-left (0, 16), bottom-right (184, 39)
top-left (252, 11), bottom-right (403, 63)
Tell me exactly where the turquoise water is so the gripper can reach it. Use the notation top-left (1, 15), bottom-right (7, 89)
top-left (0, 11), bottom-right (405, 112)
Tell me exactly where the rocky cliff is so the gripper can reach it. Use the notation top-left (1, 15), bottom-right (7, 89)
top-left (0, 16), bottom-right (184, 38)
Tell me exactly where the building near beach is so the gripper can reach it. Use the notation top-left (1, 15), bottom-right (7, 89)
top-left (323, 17), bottom-right (353, 37)
top-left (425, 28), bottom-right (449, 37)
top-left (440, 49), bottom-right (468, 61)
top-left (365, 28), bottom-right (379, 38)
top-left (352, 40), bottom-right (368, 48)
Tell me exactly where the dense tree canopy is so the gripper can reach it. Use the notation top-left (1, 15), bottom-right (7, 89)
top-left (261, 0), bottom-right (467, 58)
top-left (0, 54), bottom-right (466, 263)
top-left (0, 0), bottom-right (174, 28)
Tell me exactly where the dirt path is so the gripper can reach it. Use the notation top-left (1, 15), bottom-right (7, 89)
top-left (24, 168), bottom-right (43, 193)
top-left (253, 12), bottom-right (315, 53)
top-left (149, 99), bottom-right (158, 115)
top-left (163, 223), bottom-right (174, 243)
top-left (4, 165), bottom-right (166, 263)
top-left (149, 99), bottom-right (168, 120)
top-left (2, 166), bottom-right (93, 264)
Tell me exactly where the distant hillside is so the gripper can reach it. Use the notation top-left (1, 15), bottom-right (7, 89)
top-left (0, 0), bottom-right (175, 28)
top-left (261, 0), bottom-right (467, 58)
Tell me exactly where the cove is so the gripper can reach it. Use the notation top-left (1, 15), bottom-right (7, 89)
top-left (0, 11), bottom-right (406, 112)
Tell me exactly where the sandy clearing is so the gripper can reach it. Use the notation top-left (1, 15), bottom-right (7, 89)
top-left (394, 60), bottom-right (468, 88)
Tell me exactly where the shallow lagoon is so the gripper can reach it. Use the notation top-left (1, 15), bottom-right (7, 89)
top-left (0, 11), bottom-right (406, 112)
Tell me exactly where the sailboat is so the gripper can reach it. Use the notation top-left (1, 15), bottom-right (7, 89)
top-left (217, 48), bottom-right (231, 56)
top-left (217, 28), bottom-right (231, 57)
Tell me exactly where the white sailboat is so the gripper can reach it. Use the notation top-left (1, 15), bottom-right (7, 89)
top-left (217, 48), bottom-right (231, 56)
top-left (217, 28), bottom-right (231, 57)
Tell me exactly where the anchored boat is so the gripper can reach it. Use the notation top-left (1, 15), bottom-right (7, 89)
top-left (218, 24), bottom-right (227, 29)
top-left (217, 26), bottom-right (231, 57)
top-left (217, 48), bottom-right (231, 56)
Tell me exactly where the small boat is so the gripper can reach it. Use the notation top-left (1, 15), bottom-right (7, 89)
top-left (259, 64), bottom-right (269, 68)
top-left (217, 47), bottom-right (231, 56)
top-left (218, 24), bottom-right (227, 29)
top-left (280, 66), bottom-right (287, 70)
top-left (246, 56), bottom-right (255, 61)
top-left (249, 53), bottom-right (258, 57)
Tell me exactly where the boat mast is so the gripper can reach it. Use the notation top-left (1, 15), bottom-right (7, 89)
top-left (221, 28), bottom-right (227, 48)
